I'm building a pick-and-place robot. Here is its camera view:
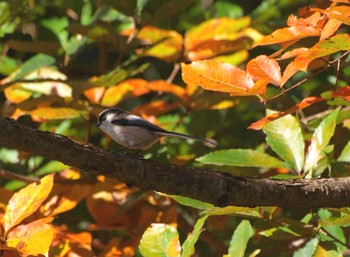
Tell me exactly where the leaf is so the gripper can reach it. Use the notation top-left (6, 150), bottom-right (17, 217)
top-left (320, 18), bottom-right (342, 41)
top-left (181, 215), bottom-right (208, 257)
top-left (3, 174), bottom-right (54, 232)
top-left (263, 110), bottom-right (305, 172)
top-left (12, 107), bottom-right (87, 122)
top-left (246, 55), bottom-right (281, 86)
top-left (292, 237), bottom-right (318, 257)
top-left (181, 60), bottom-right (267, 96)
top-left (292, 34), bottom-right (350, 71)
top-left (139, 223), bottom-right (181, 257)
top-left (167, 195), bottom-right (214, 210)
top-left (205, 206), bottom-right (262, 218)
top-left (249, 96), bottom-right (324, 130)
top-left (304, 108), bottom-right (340, 172)
top-left (332, 86), bottom-right (350, 102)
top-left (185, 17), bottom-right (251, 50)
top-left (6, 220), bottom-right (53, 256)
top-left (337, 141), bottom-right (350, 162)
top-left (11, 54), bottom-right (56, 81)
top-left (137, 26), bottom-right (183, 62)
top-left (227, 220), bottom-right (254, 257)
top-left (196, 149), bottom-right (284, 168)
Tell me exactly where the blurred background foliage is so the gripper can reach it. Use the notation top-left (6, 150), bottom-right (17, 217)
top-left (0, 0), bottom-right (350, 256)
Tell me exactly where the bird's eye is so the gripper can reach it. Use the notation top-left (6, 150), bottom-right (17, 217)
top-left (102, 116), bottom-right (106, 121)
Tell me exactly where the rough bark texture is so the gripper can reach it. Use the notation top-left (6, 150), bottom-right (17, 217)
top-left (1, 117), bottom-right (350, 208)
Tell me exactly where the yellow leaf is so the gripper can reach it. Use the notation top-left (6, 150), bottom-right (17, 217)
top-left (3, 174), bottom-right (54, 232)
top-left (6, 220), bottom-right (53, 257)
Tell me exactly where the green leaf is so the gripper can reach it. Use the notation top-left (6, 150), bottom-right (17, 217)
top-left (337, 141), bottom-right (350, 162)
top-left (227, 220), bottom-right (254, 257)
top-left (167, 195), bottom-right (214, 210)
top-left (12, 54), bottom-right (56, 81)
top-left (292, 237), bottom-right (318, 257)
top-left (304, 108), bottom-right (340, 173)
top-left (205, 206), bottom-right (262, 218)
top-left (139, 223), bottom-right (181, 257)
top-left (196, 149), bottom-right (284, 168)
top-left (181, 215), bottom-right (208, 257)
top-left (263, 110), bottom-right (304, 172)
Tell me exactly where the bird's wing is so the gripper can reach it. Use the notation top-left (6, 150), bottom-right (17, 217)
top-left (111, 115), bottom-right (167, 133)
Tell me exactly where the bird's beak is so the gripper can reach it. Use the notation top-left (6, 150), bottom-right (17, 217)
top-left (96, 122), bottom-right (100, 127)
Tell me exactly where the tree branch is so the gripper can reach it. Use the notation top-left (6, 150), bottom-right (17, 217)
top-left (1, 117), bottom-right (350, 208)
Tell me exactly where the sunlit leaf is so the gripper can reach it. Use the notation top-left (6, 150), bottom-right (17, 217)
top-left (11, 107), bottom-right (87, 122)
top-left (3, 174), bottom-right (54, 232)
top-left (205, 206), bottom-right (262, 218)
top-left (185, 17), bottom-right (251, 50)
top-left (249, 97), bottom-right (324, 130)
top-left (312, 6), bottom-right (350, 25)
top-left (337, 141), bottom-right (350, 162)
top-left (263, 110), bottom-right (304, 172)
top-left (304, 108), bottom-right (340, 172)
top-left (139, 223), bottom-right (181, 257)
top-left (137, 26), bottom-right (183, 62)
top-left (293, 238), bottom-right (318, 257)
top-left (320, 18), bottom-right (343, 41)
top-left (196, 149), bottom-right (284, 168)
top-left (227, 220), bottom-right (254, 257)
top-left (181, 215), bottom-right (208, 257)
top-left (246, 55), bottom-right (281, 86)
top-left (181, 60), bottom-right (267, 96)
top-left (292, 34), bottom-right (350, 71)
top-left (6, 220), bottom-right (53, 256)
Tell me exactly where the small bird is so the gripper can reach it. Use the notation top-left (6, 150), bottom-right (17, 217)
top-left (96, 108), bottom-right (217, 150)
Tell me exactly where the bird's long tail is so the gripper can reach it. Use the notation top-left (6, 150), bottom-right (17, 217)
top-left (155, 131), bottom-right (217, 148)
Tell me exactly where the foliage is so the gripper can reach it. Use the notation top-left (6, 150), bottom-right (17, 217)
top-left (0, 0), bottom-right (350, 256)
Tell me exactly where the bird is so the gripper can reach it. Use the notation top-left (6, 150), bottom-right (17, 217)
top-left (96, 108), bottom-right (217, 150)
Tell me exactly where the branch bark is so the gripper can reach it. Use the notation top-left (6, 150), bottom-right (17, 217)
top-left (1, 117), bottom-right (350, 208)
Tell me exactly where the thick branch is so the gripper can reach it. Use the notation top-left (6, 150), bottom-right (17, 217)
top-left (1, 117), bottom-right (350, 208)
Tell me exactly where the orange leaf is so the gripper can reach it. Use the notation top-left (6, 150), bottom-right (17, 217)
top-left (254, 13), bottom-right (321, 47)
top-left (292, 34), bottom-right (350, 71)
top-left (181, 60), bottom-right (266, 96)
top-left (320, 18), bottom-right (343, 41)
top-left (41, 183), bottom-right (92, 216)
top-left (246, 55), bottom-right (281, 86)
top-left (147, 80), bottom-right (187, 99)
top-left (84, 86), bottom-right (105, 104)
top-left (332, 86), bottom-right (350, 101)
top-left (3, 174), bottom-right (54, 232)
top-left (6, 220), bottom-right (53, 256)
top-left (248, 96), bottom-right (324, 130)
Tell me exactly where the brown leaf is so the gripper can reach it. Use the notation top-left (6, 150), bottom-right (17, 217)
top-left (3, 174), bottom-right (54, 232)
top-left (332, 86), bottom-right (350, 101)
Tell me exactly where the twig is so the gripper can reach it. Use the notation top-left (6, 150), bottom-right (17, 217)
top-left (267, 50), bottom-right (350, 103)
top-left (0, 169), bottom-right (40, 184)
top-left (166, 63), bottom-right (180, 84)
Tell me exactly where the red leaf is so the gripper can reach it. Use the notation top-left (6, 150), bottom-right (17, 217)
top-left (332, 86), bottom-right (350, 101)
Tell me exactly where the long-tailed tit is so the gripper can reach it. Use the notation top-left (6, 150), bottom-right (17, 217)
top-left (96, 108), bottom-right (217, 150)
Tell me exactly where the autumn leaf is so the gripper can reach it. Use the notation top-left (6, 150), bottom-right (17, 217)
top-left (332, 86), bottom-right (350, 101)
top-left (137, 26), bottom-right (183, 62)
top-left (254, 13), bottom-right (322, 47)
top-left (3, 174), bottom-right (54, 232)
top-left (6, 220), bottom-right (53, 257)
top-left (181, 60), bottom-right (267, 96)
top-left (246, 55), bottom-right (281, 86)
top-left (248, 96), bottom-right (324, 130)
